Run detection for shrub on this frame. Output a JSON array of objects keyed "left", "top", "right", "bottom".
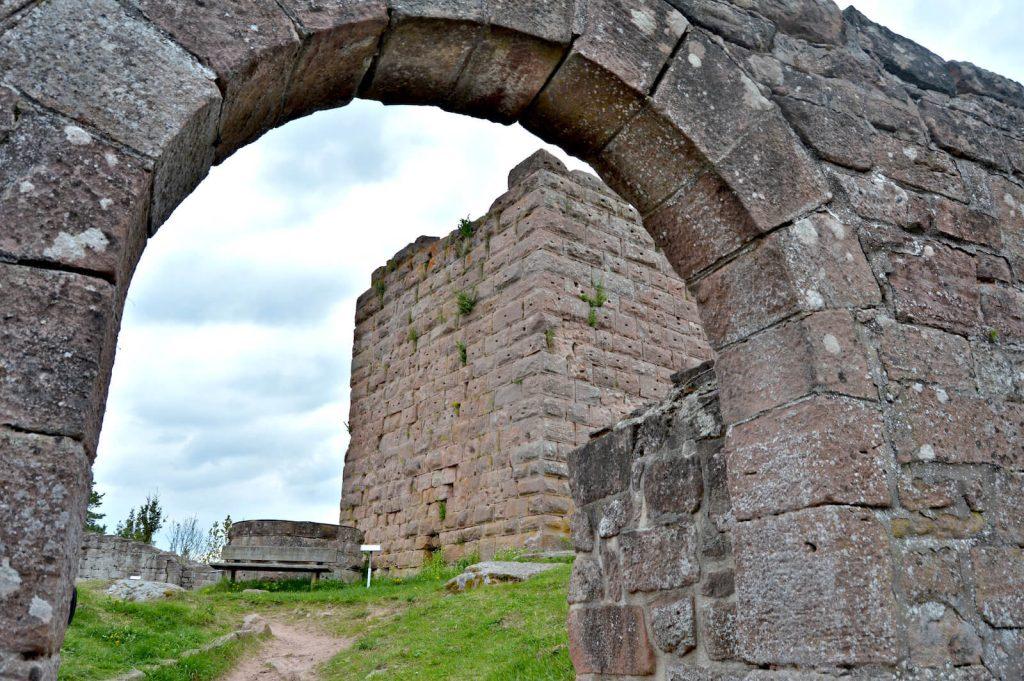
[
  {"left": 458, "top": 217, "right": 475, "bottom": 240},
  {"left": 580, "top": 281, "right": 608, "bottom": 328},
  {"left": 456, "top": 340, "right": 468, "bottom": 366},
  {"left": 408, "top": 327, "right": 420, "bottom": 350},
  {"left": 544, "top": 328, "right": 555, "bottom": 352},
  {"left": 456, "top": 289, "right": 478, "bottom": 316}
]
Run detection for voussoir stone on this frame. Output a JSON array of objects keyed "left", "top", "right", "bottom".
[
  {"left": 524, "top": 0, "right": 687, "bottom": 157},
  {"left": 734, "top": 506, "right": 900, "bottom": 666},
  {"left": 0, "top": 93, "right": 150, "bottom": 285},
  {"left": 0, "top": 264, "right": 117, "bottom": 444},
  {"left": 0, "top": 0, "right": 222, "bottom": 229},
  {"left": 123, "top": 0, "right": 302, "bottom": 161},
  {"left": 276, "top": 0, "right": 388, "bottom": 121}
]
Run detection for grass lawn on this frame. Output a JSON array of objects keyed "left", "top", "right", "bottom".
[{"left": 60, "top": 559, "right": 574, "bottom": 681}]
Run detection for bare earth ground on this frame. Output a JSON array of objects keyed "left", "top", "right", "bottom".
[{"left": 221, "top": 619, "right": 352, "bottom": 681}]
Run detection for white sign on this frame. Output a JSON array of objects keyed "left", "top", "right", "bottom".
[{"left": 361, "top": 544, "right": 382, "bottom": 552}]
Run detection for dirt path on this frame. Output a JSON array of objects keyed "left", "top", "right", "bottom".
[{"left": 221, "top": 618, "right": 352, "bottom": 681}]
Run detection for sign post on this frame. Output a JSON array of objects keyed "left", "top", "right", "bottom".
[{"left": 361, "top": 544, "right": 381, "bottom": 588}]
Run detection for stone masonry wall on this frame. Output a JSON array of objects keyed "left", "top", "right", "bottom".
[
  {"left": 76, "top": 534, "right": 220, "bottom": 590},
  {"left": 223, "top": 520, "right": 364, "bottom": 582},
  {"left": 341, "top": 151, "right": 712, "bottom": 570}
]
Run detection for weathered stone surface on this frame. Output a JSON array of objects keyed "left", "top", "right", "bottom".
[
  {"left": 888, "top": 388, "right": 1023, "bottom": 470},
  {"left": 274, "top": 1, "right": 389, "bottom": 121},
  {"left": 445, "top": 561, "right": 559, "bottom": 592},
  {"left": 0, "top": 429, "right": 89, "bottom": 656},
  {"left": 0, "top": 96, "right": 150, "bottom": 285},
  {"left": 568, "top": 605, "right": 655, "bottom": 675},
  {"left": 0, "top": 0, "right": 222, "bottom": 228},
  {"left": 645, "top": 170, "right": 761, "bottom": 279},
  {"left": 524, "top": 0, "right": 687, "bottom": 157},
  {"left": 972, "top": 546, "right": 1024, "bottom": 628},
  {"left": 0, "top": 265, "right": 116, "bottom": 442},
  {"left": 717, "top": 310, "right": 876, "bottom": 423},
  {"left": 727, "top": 396, "right": 891, "bottom": 520},
  {"left": 570, "top": 428, "right": 635, "bottom": 507},
  {"left": 105, "top": 579, "right": 186, "bottom": 603},
  {"left": 716, "top": 110, "right": 831, "bottom": 230},
  {"left": 642, "top": 448, "right": 703, "bottom": 519},
  {"left": 666, "top": 0, "right": 776, "bottom": 51},
  {"left": 746, "top": 0, "right": 844, "bottom": 45},
  {"left": 845, "top": 7, "right": 955, "bottom": 95},
  {"left": 124, "top": 0, "right": 300, "bottom": 160},
  {"left": 650, "top": 596, "right": 696, "bottom": 654},
  {"left": 899, "top": 547, "right": 965, "bottom": 606},
  {"left": 619, "top": 525, "right": 698, "bottom": 592},
  {"left": 568, "top": 555, "right": 603, "bottom": 604},
  {"left": 908, "top": 603, "right": 983, "bottom": 668},
  {"left": 948, "top": 60, "right": 1024, "bottom": 109},
  {"left": 777, "top": 95, "right": 875, "bottom": 171},
  {"left": 981, "top": 284, "right": 1024, "bottom": 343},
  {"left": 701, "top": 599, "right": 738, "bottom": 661},
  {"left": 696, "top": 212, "right": 879, "bottom": 347},
  {"left": 597, "top": 106, "right": 709, "bottom": 216},
  {"left": 875, "top": 318, "right": 974, "bottom": 390},
  {"left": 734, "top": 506, "right": 899, "bottom": 666}
]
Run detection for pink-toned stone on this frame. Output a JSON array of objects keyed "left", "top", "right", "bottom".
[
  {"left": 568, "top": 605, "right": 656, "bottom": 675},
  {"left": 726, "top": 396, "right": 891, "bottom": 520},
  {"left": 972, "top": 546, "right": 1024, "bottom": 628},
  {"left": 734, "top": 506, "right": 900, "bottom": 666}
]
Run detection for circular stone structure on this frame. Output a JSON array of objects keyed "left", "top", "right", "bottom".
[{"left": 0, "top": 0, "right": 1021, "bottom": 678}]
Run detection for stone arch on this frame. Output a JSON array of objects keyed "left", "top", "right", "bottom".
[{"left": 1, "top": 0, "right": 1022, "bottom": 678}]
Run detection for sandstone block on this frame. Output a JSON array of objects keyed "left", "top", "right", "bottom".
[
  {"left": 717, "top": 309, "right": 876, "bottom": 424},
  {"left": 0, "top": 265, "right": 116, "bottom": 443},
  {"left": 650, "top": 596, "right": 696, "bottom": 654},
  {"left": 524, "top": 0, "right": 687, "bottom": 157},
  {"left": 0, "top": 429, "right": 89, "bottom": 656},
  {"left": 124, "top": 0, "right": 301, "bottom": 159},
  {"left": 701, "top": 599, "right": 738, "bottom": 661},
  {"left": 696, "top": 213, "right": 879, "bottom": 347},
  {"left": 845, "top": 7, "right": 954, "bottom": 95},
  {"left": 734, "top": 506, "right": 899, "bottom": 666},
  {"left": 619, "top": 525, "right": 699, "bottom": 592},
  {"left": 278, "top": 0, "right": 388, "bottom": 121},
  {"left": 568, "top": 555, "right": 603, "bottom": 604},
  {"left": 884, "top": 239, "right": 980, "bottom": 338},
  {"left": 972, "top": 546, "right": 1024, "bottom": 628},
  {"left": 642, "top": 448, "right": 703, "bottom": 519},
  {"left": 645, "top": 171, "right": 761, "bottom": 279},
  {"left": 568, "top": 605, "right": 656, "bottom": 675},
  {"left": 876, "top": 320, "right": 974, "bottom": 390},
  {"left": 666, "top": 0, "right": 776, "bottom": 51},
  {"left": 0, "top": 0, "right": 222, "bottom": 228},
  {"left": 0, "top": 96, "right": 150, "bottom": 285},
  {"left": 568, "top": 427, "right": 634, "bottom": 506},
  {"left": 777, "top": 95, "right": 875, "bottom": 172},
  {"left": 727, "top": 396, "right": 891, "bottom": 520}
]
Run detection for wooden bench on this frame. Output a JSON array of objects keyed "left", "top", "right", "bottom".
[{"left": 210, "top": 546, "right": 342, "bottom": 586}]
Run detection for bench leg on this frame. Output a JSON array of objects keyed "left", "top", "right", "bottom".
[
  {"left": 311, "top": 572, "right": 320, "bottom": 588},
  {"left": 230, "top": 570, "right": 236, "bottom": 584}
]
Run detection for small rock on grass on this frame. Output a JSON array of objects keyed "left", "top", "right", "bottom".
[{"left": 445, "top": 561, "right": 559, "bottom": 593}]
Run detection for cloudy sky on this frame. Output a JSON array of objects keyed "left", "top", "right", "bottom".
[{"left": 92, "top": 2, "right": 1024, "bottom": 547}]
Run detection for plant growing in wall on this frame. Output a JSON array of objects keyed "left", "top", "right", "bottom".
[
  {"left": 373, "top": 279, "right": 386, "bottom": 304},
  {"left": 456, "top": 289, "right": 478, "bottom": 316},
  {"left": 458, "top": 217, "right": 475, "bottom": 240},
  {"left": 452, "top": 402, "right": 461, "bottom": 416},
  {"left": 456, "top": 340, "right": 468, "bottom": 366},
  {"left": 544, "top": 328, "right": 555, "bottom": 352},
  {"left": 438, "top": 501, "right": 447, "bottom": 522},
  {"left": 408, "top": 326, "right": 421, "bottom": 351},
  {"left": 580, "top": 281, "right": 608, "bottom": 328}
]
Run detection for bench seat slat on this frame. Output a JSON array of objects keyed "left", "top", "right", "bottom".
[{"left": 209, "top": 562, "right": 332, "bottom": 573}]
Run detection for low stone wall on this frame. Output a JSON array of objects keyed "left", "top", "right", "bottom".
[
  {"left": 224, "top": 520, "right": 364, "bottom": 583},
  {"left": 76, "top": 534, "right": 221, "bottom": 590}
]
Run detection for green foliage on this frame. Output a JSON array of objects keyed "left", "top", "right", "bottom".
[
  {"left": 988, "top": 328, "right": 1000, "bottom": 343},
  {"left": 458, "top": 217, "right": 475, "bottom": 240},
  {"left": 452, "top": 402, "right": 461, "bottom": 417},
  {"left": 373, "top": 279, "right": 386, "bottom": 303},
  {"left": 455, "top": 550, "right": 482, "bottom": 572},
  {"left": 456, "top": 340, "right": 468, "bottom": 366},
  {"left": 202, "top": 515, "right": 233, "bottom": 563},
  {"left": 544, "top": 328, "right": 555, "bottom": 352},
  {"left": 387, "top": 258, "right": 398, "bottom": 273},
  {"left": 408, "top": 327, "right": 421, "bottom": 350},
  {"left": 456, "top": 289, "right": 478, "bottom": 316},
  {"left": 116, "top": 493, "right": 164, "bottom": 545},
  {"left": 438, "top": 501, "right": 447, "bottom": 522},
  {"left": 86, "top": 482, "right": 106, "bottom": 534},
  {"left": 580, "top": 281, "right": 608, "bottom": 328},
  {"left": 513, "top": 377, "right": 523, "bottom": 386}
]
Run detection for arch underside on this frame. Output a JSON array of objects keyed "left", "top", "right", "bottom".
[{"left": 0, "top": 0, "right": 1022, "bottom": 678}]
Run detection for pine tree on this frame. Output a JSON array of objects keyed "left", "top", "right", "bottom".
[
  {"left": 85, "top": 482, "right": 107, "bottom": 534},
  {"left": 115, "top": 493, "right": 165, "bottom": 545}
]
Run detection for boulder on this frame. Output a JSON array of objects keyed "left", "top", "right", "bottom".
[
  {"left": 445, "top": 562, "right": 559, "bottom": 592},
  {"left": 105, "top": 579, "right": 185, "bottom": 602}
]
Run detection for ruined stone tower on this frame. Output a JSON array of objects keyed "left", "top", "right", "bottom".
[{"left": 340, "top": 151, "right": 711, "bottom": 570}]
